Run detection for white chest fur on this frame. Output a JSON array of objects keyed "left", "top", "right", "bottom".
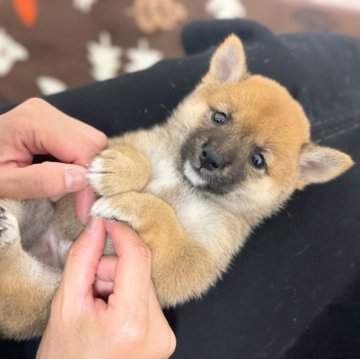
[{"left": 144, "top": 150, "right": 235, "bottom": 251}]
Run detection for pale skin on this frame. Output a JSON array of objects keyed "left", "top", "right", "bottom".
[
  {"left": 0, "top": 98, "right": 176, "bottom": 358},
  {"left": 0, "top": 97, "right": 107, "bottom": 221}
]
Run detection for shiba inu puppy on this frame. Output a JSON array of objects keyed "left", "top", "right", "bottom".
[{"left": 0, "top": 35, "right": 353, "bottom": 340}]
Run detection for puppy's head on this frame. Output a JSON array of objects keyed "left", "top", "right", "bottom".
[{"left": 173, "top": 35, "right": 353, "bottom": 220}]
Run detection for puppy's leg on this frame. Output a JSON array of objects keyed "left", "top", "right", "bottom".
[
  {"left": 88, "top": 146, "right": 150, "bottom": 196},
  {"left": 0, "top": 202, "right": 60, "bottom": 340},
  {"left": 92, "top": 192, "right": 219, "bottom": 307}
]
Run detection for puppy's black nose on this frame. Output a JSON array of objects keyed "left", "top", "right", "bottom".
[{"left": 200, "top": 144, "right": 224, "bottom": 171}]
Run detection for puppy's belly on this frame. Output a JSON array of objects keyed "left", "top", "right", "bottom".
[{"left": 28, "top": 225, "right": 71, "bottom": 269}]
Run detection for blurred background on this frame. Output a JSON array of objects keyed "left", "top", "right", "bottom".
[{"left": 0, "top": 0, "right": 360, "bottom": 105}]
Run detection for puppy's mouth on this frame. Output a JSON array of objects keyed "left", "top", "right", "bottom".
[
  {"left": 181, "top": 154, "right": 230, "bottom": 195},
  {"left": 183, "top": 159, "right": 213, "bottom": 187}
]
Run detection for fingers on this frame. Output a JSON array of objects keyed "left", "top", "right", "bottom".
[
  {"left": 96, "top": 255, "right": 117, "bottom": 282},
  {"left": 75, "top": 186, "right": 96, "bottom": 223},
  {"left": 93, "top": 279, "right": 114, "bottom": 300},
  {"left": 0, "top": 162, "right": 88, "bottom": 199},
  {"left": 10, "top": 98, "right": 108, "bottom": 166},
  {"left": 147, "top": 284, "right": 177, "bottom": 358},
  {"left": 0, "top": 99, "right": 106, "bottom": 200},
  {"left": 60, "top": 218, "right": 105, "bottom": 308},
  {"left": 104, "top": 221, "right": 152, "bottom": 313},
  {"left": 93, "top": 256, "right": 117, "bottom": 299}
]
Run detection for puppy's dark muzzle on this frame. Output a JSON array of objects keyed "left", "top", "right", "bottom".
[
  {"left": 181, "top": 127, "right": 243, "bottom": 194},
  {"left": 199, "top": 143, "right": 224, "bottom": 171}
]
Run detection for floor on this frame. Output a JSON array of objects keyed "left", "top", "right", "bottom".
[{"left": 0, "top": 0, "right": 359, "bottom": 104}]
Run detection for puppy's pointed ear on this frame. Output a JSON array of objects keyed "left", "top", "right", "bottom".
[
  {"left": 297, "top": 143, "right": 354, "bottom": 189},
  {"left": 203, "top": 34, "right": 247, "bottom": 84}
]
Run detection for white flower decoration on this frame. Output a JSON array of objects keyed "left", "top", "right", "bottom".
[
  {"left": 36, "top": 76, "right": 67, "bottom": 95},
  {"left": 124, "top": 38, "right": 163, "bottom": 73},
  {"left": 0, "top": 28, "right": 28, "bottom": 77},
  {"left": 206, "top": 0, "right": 247, "bottom": 19},
  {"left": 73, "top": 0, "right": 98, "bottom": 13},
  {"left": 87, "top": 32, "right": 123, "bottom": 81}
]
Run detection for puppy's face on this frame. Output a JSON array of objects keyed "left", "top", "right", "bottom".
[{"left": 174, "top": 35, "right": 353, "bottom": 219}]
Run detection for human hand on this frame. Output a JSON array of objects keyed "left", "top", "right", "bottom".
[
  {"left": 37, "top": 218, "right": 176, "bottom": 359},
  {"left": 0, "top": 98, "right": 107, "bottom": 221}
]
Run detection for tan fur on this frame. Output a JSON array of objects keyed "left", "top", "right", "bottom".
[
  {"left": 87, "top": 145, "right": 151, "bottom": 195},
  {"left": 0, "top": 35, "right": 354, "bottom": 339},
  {"left": 0, "top": 200, "right": 60, "bottom": 339}
]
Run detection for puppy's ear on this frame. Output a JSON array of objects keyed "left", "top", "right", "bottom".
[
  {"left": 203, "top": 34, "right": 247, "bottom": 84},
  {"left": 297, "top": 143, "right": 354, "bottom": 189}
]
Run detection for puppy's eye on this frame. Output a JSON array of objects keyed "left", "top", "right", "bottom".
[
  {"left": 250, "top": 153, "right": 266, "bottom": 169},
  {"left": 212, "top": 111, "right": 228, "bottom": 125}
]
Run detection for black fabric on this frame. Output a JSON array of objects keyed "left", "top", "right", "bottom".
[
  {"left": 1, "top": 19, "right": 359, "bottom": 358},
  {"left": 285, "top": 270, "right": 360, "bottom": 359}
]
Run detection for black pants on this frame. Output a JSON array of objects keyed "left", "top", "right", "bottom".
[{"left": 1, "top": 20, "right": 360, "bottom": 359}]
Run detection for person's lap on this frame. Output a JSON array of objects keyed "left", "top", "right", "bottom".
[{"left": 1, "top": 20, "right": 359, "bottom": 358}]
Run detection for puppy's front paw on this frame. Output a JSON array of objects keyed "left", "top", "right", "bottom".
[
  {"left": 0, "top": 206, "right": 20, "bottom": 249},
  {"left": 91, "top": 197, "right": 130, "bottom": 223},
  {"left": 91, "top": 192, "right": 169, "bottom": 237},
  {"left": 87, "top": 149, "right": 123, "bottom": 197},
  {"left": 87, "top": 147, "right": 150, "bottom": 197}
]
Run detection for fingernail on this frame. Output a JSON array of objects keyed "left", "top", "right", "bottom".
[
  {"left": 65, "top": 166, "right": 88, "bottom": 192},
  {"left": 86, "top": 217, "right": 98, "bottom": 234},
  {"left": 49, "top": 194, "right": 63, "bottom": 202}
]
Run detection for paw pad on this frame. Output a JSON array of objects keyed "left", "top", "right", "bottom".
[
  {"left": 0, "top": 207, "right": 7, "bottom": 235},
  {"left": 0, "top": 225, "right": 7, "bottom": 236},
  {"left": 0, "top": 206, "right": 5, "bottom": 219},
  {"left": 0, "top": 206, "right": 19, "bottom": 248}
]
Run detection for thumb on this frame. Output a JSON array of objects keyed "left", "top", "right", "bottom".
[
  {"left": 0, "top": 162, "right": 88, "bottom": 199},
  {"left": 60, "top": 217, "right": 106, "bottom": 309}
]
